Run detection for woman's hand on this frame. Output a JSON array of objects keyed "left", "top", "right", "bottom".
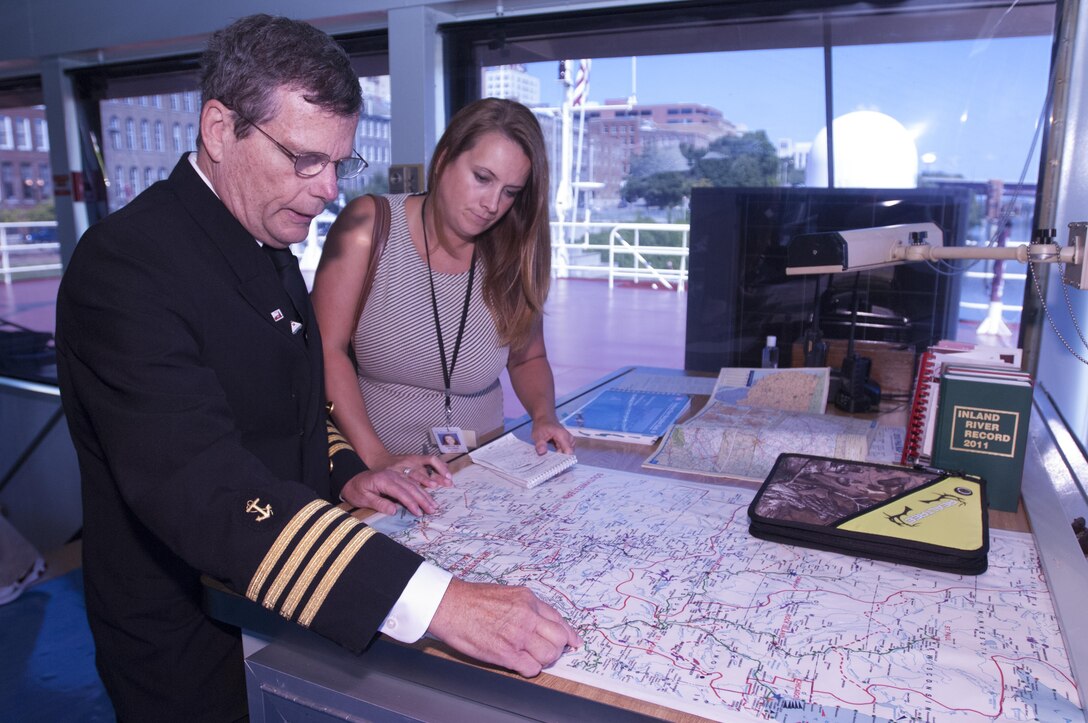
[
  {"left": 380, "top": 453, "right": 453, "bottom": 489},
  {"left": 530, "top": 417, "right": 576, "bottom": 455}
]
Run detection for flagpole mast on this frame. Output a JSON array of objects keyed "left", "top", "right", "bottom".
[
  {"left": 553, "top": 59, "right": 577, "bottom": 257},
  {"left": 572, "top": 60, "right": 591, "bottom": 244}
]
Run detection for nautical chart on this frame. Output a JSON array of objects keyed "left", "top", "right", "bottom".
[
  {"left": 644, "top": 401, "right": 875, "bottom": 481},
  {"left": 711, "top": 366, "right": 831, "bottom": 415},
  {"left": 642, "top": 367, "right": 876, "bottom": 481},
  {"left": 374, "top": 464, "right": 1081, "bottom": 722}
]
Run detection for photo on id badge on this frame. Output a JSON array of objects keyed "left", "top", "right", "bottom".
[{"left": 434, "top": 426, "right": 469, "bottom": 454}]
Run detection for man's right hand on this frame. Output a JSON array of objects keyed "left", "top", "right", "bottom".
[{"left": 426, "top": 578, "right": 582, "bottom": 677}]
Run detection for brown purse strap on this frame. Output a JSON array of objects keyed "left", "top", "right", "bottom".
[
  {"left": 352, "top": 193, "right": 391, "bottom": 330},
  {"left": 347, "top": 194, "right": 390, "bottom": 371}
]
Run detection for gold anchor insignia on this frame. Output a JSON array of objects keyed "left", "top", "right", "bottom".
[{"left": 246, "top": 498, "right": 274, "bottom": 522}]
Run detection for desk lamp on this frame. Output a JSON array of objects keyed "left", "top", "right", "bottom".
[
  {"left": 786, "top": 221, "right": 1088, "bottom": 409},
  {"left": 786, "top": 222, "right": 1086, "bottom": 281}
]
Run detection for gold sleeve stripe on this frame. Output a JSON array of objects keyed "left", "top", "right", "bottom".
[
  {"left": 247, "top": 499, "right": 328, "bottom": 602},
  {"left": 326, "top": 420, "right": 346, "bottom": 438},
  {"left": 261, "top": 507, "right": 344, "bottom": 611},
  {"left": 328, "top": 441, "right": 352, "bottom": 457},
  {"left": 279, "top": 516, "right": 360, "bottom": 619},
  {"left": 298, "top": 526, "right": 378, "bottom": 628}
]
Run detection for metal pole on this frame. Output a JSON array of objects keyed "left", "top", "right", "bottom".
[{"left": 1022, "top": 0, "right": 1079, "bottom": 379}]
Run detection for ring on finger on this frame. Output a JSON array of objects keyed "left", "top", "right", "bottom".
[{"left": 401, "top": 467, "right": 412, "bottom": 475}]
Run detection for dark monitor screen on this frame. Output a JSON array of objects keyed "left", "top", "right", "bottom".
[{"left": 685, "top": 186, "right": 970, "bottom": 372}]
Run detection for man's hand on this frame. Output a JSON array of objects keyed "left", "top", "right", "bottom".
[
  {"left": 427, "top": 578, "right": 582, "bottom": 677},
  {"left": 341, "top": 467, "right": 443, "bottom": 516}
]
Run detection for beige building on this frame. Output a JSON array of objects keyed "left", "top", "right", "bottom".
[{"left": 578, "top": 100, "right": 738, "bottom": 203}]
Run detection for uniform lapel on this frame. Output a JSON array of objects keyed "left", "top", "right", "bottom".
[
  {"left": 167, "top": 156, "right": 305, "bottom": 344},
  {"left": 165, "top": 155, "right": 324, "bottom": 462}
]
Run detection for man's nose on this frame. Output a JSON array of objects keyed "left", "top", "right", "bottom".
[{"left": 312, "top": 163, "right": 339, "bottom": 202}]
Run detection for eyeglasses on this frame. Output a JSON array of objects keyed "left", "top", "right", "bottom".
[{"left": 235, "top": 112, "right": 368, "bottom": 180}]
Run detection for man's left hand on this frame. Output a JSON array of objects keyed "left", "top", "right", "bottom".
[{"left": 341, "top": 468, "right": 442, "bottom": 516}]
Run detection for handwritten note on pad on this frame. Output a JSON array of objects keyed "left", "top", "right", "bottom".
[{"left": 469, "top": 433, "right": 577, "bottom": 488}]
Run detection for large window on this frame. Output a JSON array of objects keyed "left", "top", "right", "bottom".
[
  {"left": 95, "top": 77, "right": 392, "bottom": 220},
  {"left": 0, "top": 103, "right": 54, "bottom": 214},
  {"left": 450, "top": 0, "right": 1054, "bottom": 367},
  {"left": 14, "top": 117, "right": 31, "bottom": 150},
  {"left": 76, "top": 32, "right": 391, "bottom": 222},
  {"left": 98, "top": 95, "right": 201, "bottom": 210},
  {"left": 19, "top": 162, "right": 34, "bottom": 200},
  {"left": 0, "top": 161, "right": 13, "bottom": 199},
  {"left": 0, "top": 83, "right": 58, "bottom": 382},
  {"left": 108, "top": 116, "right": 120, "bottom": 150},
  {"left": 34, "top": 118, "right": 47, "bottom": 151},
  {"left": 66, "top": 30, "right": 391, "bottom": 294}
]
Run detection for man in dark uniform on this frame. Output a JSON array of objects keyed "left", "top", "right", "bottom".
[{"left": 56, "top": 14, "right": 579, "bottom": 722}]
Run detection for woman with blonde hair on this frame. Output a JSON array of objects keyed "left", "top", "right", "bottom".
[{"left": 312, "top": 98, "right": 573, "bottom": 506}]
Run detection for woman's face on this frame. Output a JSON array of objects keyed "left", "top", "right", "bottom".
[{"left": 435, "top": 130, "right": 530, "bottom": 243}]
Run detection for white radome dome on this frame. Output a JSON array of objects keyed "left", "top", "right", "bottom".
[{"left": 806, "top": 110, "right": 918, "bottom": 188}]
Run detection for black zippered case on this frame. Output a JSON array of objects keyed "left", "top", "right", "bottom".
[{"left": 748, "top": 453, "right": 989, "bottom": 575}]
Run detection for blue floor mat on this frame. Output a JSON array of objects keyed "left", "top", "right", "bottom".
[{"left": 0, "top": 568, "right": 115, "bottom": 722}]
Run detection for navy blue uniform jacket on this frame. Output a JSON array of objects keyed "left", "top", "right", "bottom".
[{"left": 57, "top": 156, "right": 424, "bottom": 722}]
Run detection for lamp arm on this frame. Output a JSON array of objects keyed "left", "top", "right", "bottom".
[{"left": 892, "top": 242, "right": 1078, "bottom": 265}]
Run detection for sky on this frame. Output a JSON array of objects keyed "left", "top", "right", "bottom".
[{"left": 521, "top": 34, "right": 1052, "bottom": 184}]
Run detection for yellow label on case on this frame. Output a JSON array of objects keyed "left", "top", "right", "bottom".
[{"left": 836, "top": 476, "right": 984, "bottom": 551}]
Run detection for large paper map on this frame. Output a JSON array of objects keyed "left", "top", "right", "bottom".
[
  {"left": 643, "top": 367, "right": 876, "bottom": 481},
  {"left": 645, "top": 401, "right": 876, "bottom": 481},
  {"left": 374, "top": 464, "right": 1082, "bottom": 722},
  {"left": 711, "top": 367, "right": 831, "bottom": 415}
]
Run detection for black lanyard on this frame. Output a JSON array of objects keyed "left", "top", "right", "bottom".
[{"left": 421, "top": 195, "right": 477, "bottom": 424}]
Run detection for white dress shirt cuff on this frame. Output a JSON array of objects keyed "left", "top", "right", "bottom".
[{"left": 378, "top": 561, "right": 452, "bottom": 643}]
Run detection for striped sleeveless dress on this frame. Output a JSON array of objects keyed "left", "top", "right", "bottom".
[{"left": 352, "top": 194, "right": 509, "bottom": 454}]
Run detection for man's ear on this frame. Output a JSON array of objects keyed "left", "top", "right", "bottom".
[{"left": 200, "top": 100, "right": 233, "bottom": 163}]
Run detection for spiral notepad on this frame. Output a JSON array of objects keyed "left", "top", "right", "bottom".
[
  {"left": 469, "top": 433, "right": 578, "bottom": 489},
  {"left": 900, "top": 343, "right": 1023, "bottom": 466},
  {"left": 901, "top": 351, "right": 939, "bottom": 465}
]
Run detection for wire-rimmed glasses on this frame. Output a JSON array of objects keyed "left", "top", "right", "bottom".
[{"left": 234, "top": 110, "right": 368, "bottom": 180}]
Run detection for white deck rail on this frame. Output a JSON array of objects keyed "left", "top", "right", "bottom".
[
  {"left": 0, "top": 222, "right": 61, "bottom": 284},
  {"left": 551, "top": 220, "right": 690, "bottom": 291}
]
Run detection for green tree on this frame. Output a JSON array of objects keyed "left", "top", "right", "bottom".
[
  {"left": 622, "top": 171, "right": 690, "bottom": 209},
  {"left": 0, "top": 201, "right": 56, "bottom": 223},
  {"left": 785, "top": 159, "right": 806, "bottom": 186},
  {"left": 622, "top": 131, "right": 781, "bottom": 211},
  {"left": 679, "top": 142, "right": 707, "bottom": 169},
  {"left": 692, "top": 131, "right": 780, "bottom": 187}
]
